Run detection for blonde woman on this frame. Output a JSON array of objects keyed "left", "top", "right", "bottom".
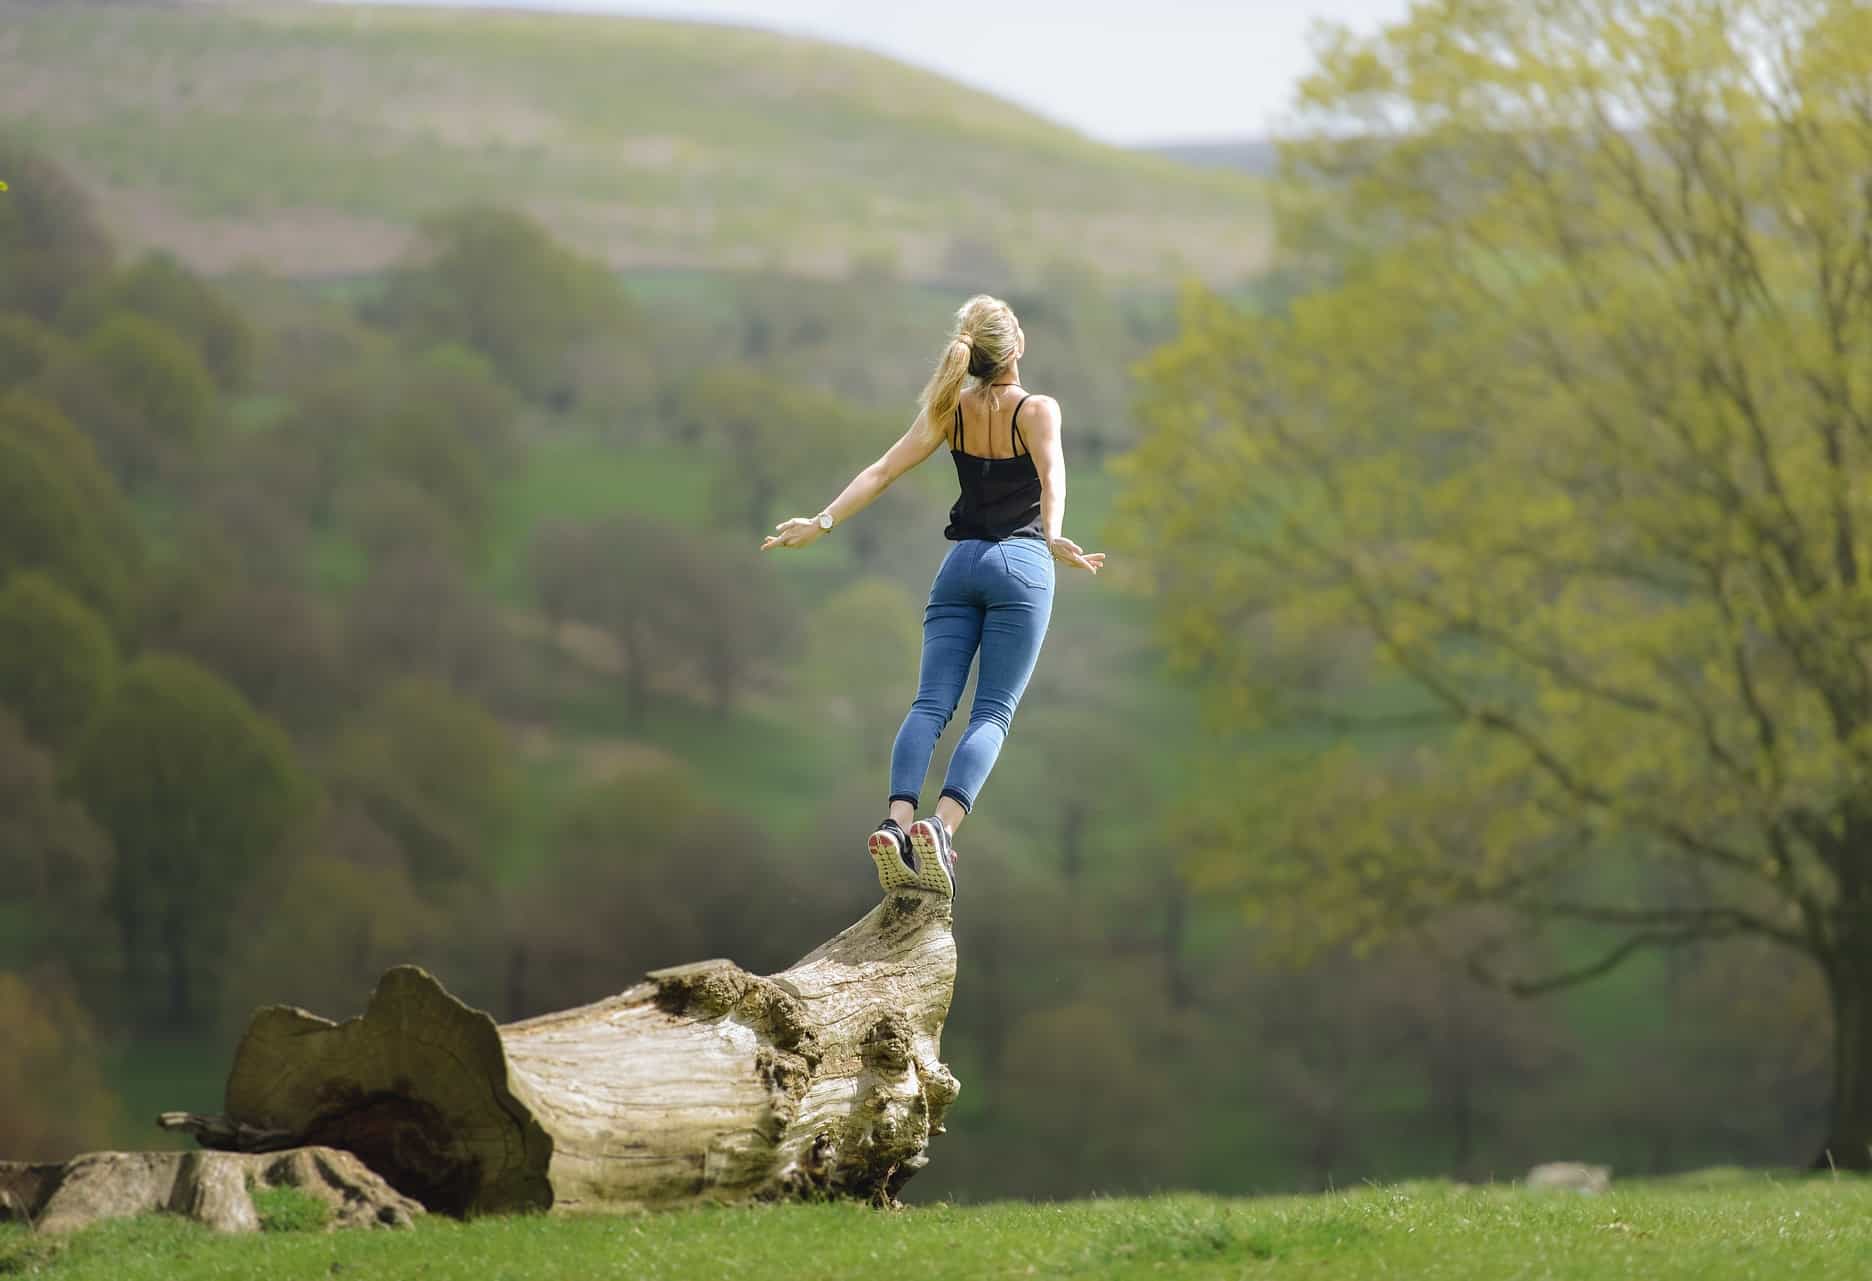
[{"left": 761, "top": 294, "right": 1103, "bottom": 897}]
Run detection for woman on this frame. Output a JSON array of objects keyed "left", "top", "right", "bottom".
[{"left": 760, "top": 294, "right": 1104, "bottom": 899}]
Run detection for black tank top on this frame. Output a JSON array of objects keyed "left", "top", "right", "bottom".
[{"left": 943, "top": 392, "right": 1045, "bottom": 542}]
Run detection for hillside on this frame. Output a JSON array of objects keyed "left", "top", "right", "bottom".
[{"left": 0, "top": 0, "right": 1270, "bottom": 282}]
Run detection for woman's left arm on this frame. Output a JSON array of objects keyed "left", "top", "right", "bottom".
[
  {"left": 761, "top": 408, "right": 946, "bottom": 551},
  {"left": 1019, "top": 396, "right": 1104, "bottom": 574}
]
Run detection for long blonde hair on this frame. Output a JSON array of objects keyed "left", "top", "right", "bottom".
[{"left": 919, "top": 294, "right": 1020, "bottom": 447}]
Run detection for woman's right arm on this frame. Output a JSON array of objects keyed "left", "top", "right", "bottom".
[
  {"left": 1019, "top": 397, "right": 1104, "bottom": 575},
  {"left": 761, "top": 408, "right": 946, "bottom": 551}
]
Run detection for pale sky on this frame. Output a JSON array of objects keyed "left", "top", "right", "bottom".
[{"left": 342, "top": 0, "right": 1416, "bottom": 144}]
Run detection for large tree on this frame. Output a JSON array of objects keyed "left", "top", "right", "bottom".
[
  {"left": 69, "top": 655, "right": 309, "bottom": 1033},
  {"left": 1115, "top": 0, "right": 1872, "bottom": 1164},
  {"left": 370, "top": 204, "right": 637, "bottom": 407}
]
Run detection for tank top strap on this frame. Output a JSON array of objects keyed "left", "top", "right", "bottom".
[
  {"left": 952, "top": 403, "right": 962, "bottom": 451},
  {"left": 1010, "top": 394, "right": 1034, "bottom": 457}
]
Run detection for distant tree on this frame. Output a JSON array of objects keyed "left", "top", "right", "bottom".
[
  {"left": 0, "top": 135, "right": 113, "bottom": 323},
  {"left": 38, "top": 312, "right": 218, "bottom": 489},
  {"left": 344, "top": 545, "right": 511, "bottom": 697},
  {"left": 670, "top": 365, "right": 868, "bottom": 536},
  {"left": 395, "top": 342, "right": 521, "bottom": 470},
  {"left": 502, "top": 764, "right": 781, "bottom": 1016},
  {"left": 0, "top": 968, "right": 121, "bottom": 1160},
  {"left": 668, "top": 531, "right": 800, "bottom": 713},
  {"left": 798, "top": 577, "right": 920, "bottom": 752},
  {"left": 371, "top": 204, "right": 638, "bottom": 406},
  {"left": 0, "top": 393, "right": 144, "bottom": 581},
  {"left": 219, "top": 826, "right": 444, "bottom": 1031},
  {"left": 0, "top": 431, "right": 133, "bottom": 627},
  {"left": 0, "top": 311, "right": 69, "bottom": 390},
  {"left": 140, "top": 560, "right": 348, "bottom": 739},
  {"left": 58, "top": 250, "right": 254, "bottom": 391},
  {"left": 0, "top": 712, "right": 119, "bottom": 1014},
  {"left": 528, "top": 515, "right": 798, "bottom": 719},
  {"left": 0, "top": 572, "right": 117, "bottom": 752},
  {"left": 263, "top": 370, "right": 395, "bottom": 526},
  {"left": 1114, "top": 0, "right": 1872, "bottom": 1166},
  {"left": 327, "top": 677, "right": 514, "bottom": 890},
  {"left": 70, "top": 654, "right": 309, "bottom": 1033},
  {"left": 368, "top": 400, "right": 496, "bottom": 562}
]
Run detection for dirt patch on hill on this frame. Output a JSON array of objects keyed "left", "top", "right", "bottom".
[{"left": 87, "top": 184, "right": 414, "bottom": 276}]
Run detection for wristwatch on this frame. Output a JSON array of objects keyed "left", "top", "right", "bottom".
[{"left": 815, "top": 511, "right": 835, "bottom": 531}]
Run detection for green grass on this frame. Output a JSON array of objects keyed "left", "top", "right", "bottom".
[
  {"left": 483, "top": 436, "right": 711, "bottom": 602},
  {"left": 5, "top": 1178, "right": 1869, "bottom": 1279},
  {"left": 3, "top": 1, "right": 1269, "bottom": 283}
]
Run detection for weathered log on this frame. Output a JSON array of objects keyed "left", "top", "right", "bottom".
[
  {"left": 165, "top": 888, "right": 958, "bottom": 1214},
  {"left": 0, "top": 1147, "right": 424, "bottom": 1234}
]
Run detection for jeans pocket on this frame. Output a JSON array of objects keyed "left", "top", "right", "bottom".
[{"left": 998, "top": 541, "right": 1053, "bottom": 591}]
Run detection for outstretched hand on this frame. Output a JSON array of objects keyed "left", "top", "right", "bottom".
[
  {"left": 760, "top": 517, "right": 826, "bottom": 552},
  {"left": 1049, "top": 535, "right": 1105, "bottom": 575}
]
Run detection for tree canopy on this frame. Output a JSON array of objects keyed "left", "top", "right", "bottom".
[
  {"left": 1113, "top": 0, "right": 1872, "bottom": 1163},
  {"left": 69, "top": 654, "right": 309, "bottom": 1032}
]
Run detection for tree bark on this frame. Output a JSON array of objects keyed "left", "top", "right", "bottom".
[
  {"left": 162, "top": 889, "right": 959, "bottom": 1214},
  {"left": 1819, "top": 946, "right": 1872, "bottom": 1171},
  {"left": 0, "top": 1147, "right": 423, "bottom": 1234}
]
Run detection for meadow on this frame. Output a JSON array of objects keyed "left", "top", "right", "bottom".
[{"left": 3, "top": 1175, "right": 1865, "bottom": 1280}]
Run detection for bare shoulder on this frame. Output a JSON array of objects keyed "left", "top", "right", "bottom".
[{"left": 1022, "top": 394, "right": 1063, "bottom": 428}]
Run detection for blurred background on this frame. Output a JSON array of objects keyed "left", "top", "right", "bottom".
[{"left": 1, "top": 0, "right": 1855, "bottom": 1199}]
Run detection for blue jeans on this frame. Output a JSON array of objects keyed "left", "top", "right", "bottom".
[{"left": 888, "top": 537, "right": 1055, "bottom": 814}]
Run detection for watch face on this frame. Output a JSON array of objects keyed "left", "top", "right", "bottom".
[{"left": 817, "top": 514, "right": 833, "bottom": 529}]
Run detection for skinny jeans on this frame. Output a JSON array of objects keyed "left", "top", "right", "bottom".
[{"left": 888, "top": 536, "right": 1055, "bottom": 814}]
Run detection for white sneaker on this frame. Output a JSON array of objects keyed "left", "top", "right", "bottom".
[
  {"left": 868, "top": 819, "right": 920, "bottom": 892},
  {"left": 907, "top": 818, "right": 958, "bottom": 897}
]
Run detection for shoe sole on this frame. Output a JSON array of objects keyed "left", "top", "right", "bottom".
[
  {"left": 869, "top": 829, "right": 921, "bottom": 892},
  {"left": 907, "top": 820, "right": 955, "bottom": 897}
]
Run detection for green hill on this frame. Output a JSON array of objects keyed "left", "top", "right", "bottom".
[{"left": 1, "top": 0, "right": 1270, "bottom": 283}]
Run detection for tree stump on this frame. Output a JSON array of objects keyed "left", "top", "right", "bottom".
[
  {"left": 162, "top": 888, "right": 959, "bottom": 1214},
  {"left": 0, "top": 1147, "right": 423, "bottom": 1234}
]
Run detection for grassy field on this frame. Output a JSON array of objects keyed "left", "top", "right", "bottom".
[
  {"left": 4, "top": 1176, "right": 1866, "bottom": 1279},
  {"left": 0, "top": 0, "right": 1269, "bottom": 282}
]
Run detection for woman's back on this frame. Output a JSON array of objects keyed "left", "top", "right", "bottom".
[{"left": 944, "top": 384, "right": 1045, "bottom": 542}]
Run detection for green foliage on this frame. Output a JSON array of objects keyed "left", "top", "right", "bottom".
[
  {"left": 0, "top": 310, "right": 69, "bottom": 390},
  {"left": 328, "top": 678, "right": 514, "bottom": 890},
  {"left": 1114, "top": 0, "right": 1872, "bottom": 1158},
  {"left": 369, "top": 400, "right": 495, "bottom": 561},
  {"left": 373, "top": 204, "right": 636, "bottom": 405},
  {"left": 797, "top": 577, "right": 921, "bottom": 750},
  {"left": 0, "top": 713, "right": 119, "bottom": 1012},
  {"left": 0, "top": 394, "right": 143, "bottom": 586},
  {"left": 0, "top": 133, "right": 113, "bottom": 322},
  {"left": 528, "top": 514, "right": 799, "bottom": 719},
  {"left": 69, "top": 654, "right": 309, "bottom": 1031},
  {"left": 670, "top": 365, "right": 873, "bottom": 536},
  {"left": 250, "top": 1184, "right": 332, "bottom": 1234},
  {"left": 1117, "top": 0, "right": 1872, "bottom": 963},
  {"left": 37, "top": 311, "right": 219, "bottom": 489},
  {"left": 58, "top": 250, "right": 255, "bottom": 391},
  {"left": 505, "top": 762, "right": 796, "bottom": 1011},
  {"left": 0, "top": 968, "right": 122, "bottom": 1161},
  {"left": 0, "top": 431, "right": 132, "bottom": 627},
  {"left": 0, "top": 571, "right": 117, "bottom": 752}
]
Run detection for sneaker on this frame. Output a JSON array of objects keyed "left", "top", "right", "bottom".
[
  {"left": 906, "top": 818, "right": 958, "bottom": 897},
  {"left": 868, "top": 818, "right": 920, "bottom": 892}
]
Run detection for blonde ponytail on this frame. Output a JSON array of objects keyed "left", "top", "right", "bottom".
[
  {"left": 918, "top": 294, "right": 1022, "bottom": 448},
  {"left": 920, "top": 336, "right": 973, "bottom": 447}
]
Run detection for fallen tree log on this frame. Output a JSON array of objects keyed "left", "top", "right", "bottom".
[
  {"left": 160, "top": 887, "right": 959, "bottom": 1215},
  {"left": 0, "top": 1147, "right": 423, "bottom": 1234}
]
